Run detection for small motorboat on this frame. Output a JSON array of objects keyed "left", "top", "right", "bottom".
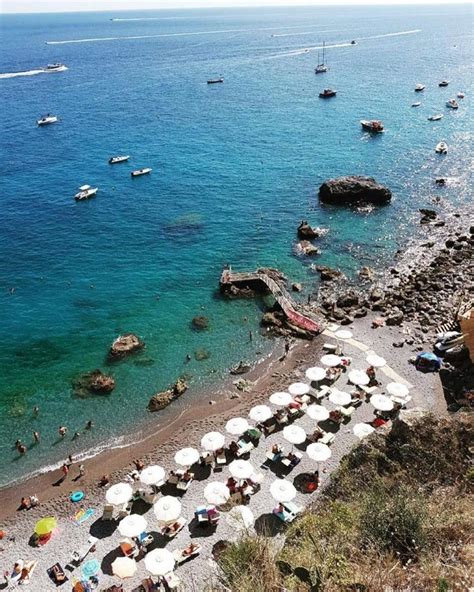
[
  {"left": 415, "top": 84, "right": 425, "bottom": 92},
  {"left": 457, "top": 92, "right": 465, "bottom": 99},
  {"left": 37, "top": 114, "right": 58, "bottom": 126},
  {"left": 319, "top": 88, "right": 337, "bottom": 98},
  {"left": 360, "top": 119, "right": 384, "bottom": 133},
  {"left": 45, "top": 63, "right": 66, "bottom": 71},
  {"left": 435, "top": 141, "right": 448, "bottom": 154},
  {"left": 411, "top": 102, "right": 421, "bottom": 107},
  {"left": 207, "top": 78, "right": 224, "bottom": 84},
  {"left": 131, "top": 168, "right": 152, "bottom": 177},
  {"left": 109, "top": 155, "right": 130, "bottom": 164},
  {"left": 74, "top": 185, "right": 98, "bottom": 201},
  {"left": 428, "top": 114, "right": 443, "bottom": 121},
  {"left": 438, "top": 80, "right": 449, "bottom": 87},
  {"left": 446, "top": 99, "right": 459, "bottom": 109},
  {"left": 351, "top": 40, "right": 357, "bottom": 45},
  {"left": 435, "top": 178, "right": 447, "bottom": 185}
]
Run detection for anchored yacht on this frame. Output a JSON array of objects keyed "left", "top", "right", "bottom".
[{"left": 74, "top": 185, "right": 98, "bottom": 201}]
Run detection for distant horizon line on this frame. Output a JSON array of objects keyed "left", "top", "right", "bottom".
[{"left": 1, "top": 1, "right": 471, "bottom": 16}]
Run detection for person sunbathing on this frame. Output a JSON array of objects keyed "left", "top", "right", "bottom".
[
  {"left": 228, "top": 441, "right": 239, "bottom": 456},
  {"left": 226, "top": 477, "right": 237, "bottom": 493},
  {"left": 271, "top": 444, "right": 282, "bottom": 454},
  {"left": 182, "top": 470, "right": 192, "bottom": 482},
  {"left": 163, "top": 521, "right": 180, "bottom": 535},
  {"left": 98, "top": 474, "right": 110, "bottom": 487},
  {"left": 134, "top": 459, "right": 145, "bottom": 471},
  {"left": 182, "top": 543, "right": 199, "bottom": 557},
  {"left": 287, "top": 452, "right": 300, "bottom": 467},
  {"left": 329, "top": 409, "right": 343, "bottom": 423},
  {"left": 19, "top": 497, "right": 30, "bottom": 510}
]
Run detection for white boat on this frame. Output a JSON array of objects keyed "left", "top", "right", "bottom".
[
  {"left": 37, "top": 115, "right": 58, "bottom": 126},
  {"left": 360, "top": 119, "right": 384, "bottom": 133},
  {"left": 415, "top": 84, "right": 425, "bottom": 92},
  {"left": 43, "top": 63, "right": 68, "bottom": 72},
  {"left": 131, "top": 168, "right": 152, "bottom": 177},
  {"left": 314, "top": 41, "right": 329, "bottom": 74},
  {"left": 411, "top": 102, "right": 421, "bottom": 107},
  {"left": 457, "top": 92, "right": 465, "bottom": 99},
  {"left": 74, "top": 185, "right": 98, "bottom": 201},
  {"left": 428, "top": 114, "right": 443, "bottom": 121},
  {"left": 446, "top": 99, "right": 459, "bottom": 109},
  {"left": 435, "top": 142, "right": 448, "bottom": 154},
  {"left": 109, "top": 155, "right": 130, "bottom": 164}
]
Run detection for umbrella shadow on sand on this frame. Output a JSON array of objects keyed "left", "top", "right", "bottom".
[
  {"left": 89, "top": 517, "right": 117, "bottom": 539},
  {"left": 254, "top": 513, "right": 286, "bottom": 537},
  {"left": 145, "top": 531, "right": 169, "bottom": 551},
  {"left": 131, "top": 498, "right": 151, "bottom": 516},
  {"left": 101, "top": 547, "right": 122, "bottom": 576},
  {"left": 188, "top": 518, "right": 217, "bottom": 539}
]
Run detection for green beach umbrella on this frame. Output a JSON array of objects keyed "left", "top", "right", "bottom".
[{"left": 34, "top": 516, "right": 57, "bottom": 536}]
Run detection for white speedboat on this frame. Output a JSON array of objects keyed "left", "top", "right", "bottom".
[
  {"left": 315, "top": 41, "right": 329, "bottom": 74},
  {"left": 428, "top": 114, "right": 443, "bottom": 121},
  {"left": 74, "top": 185, "right": 98, "bottom": 201},
  {"left": 457, "top": 92, "right": 465, "bottom": 99},
  {"left": 415, "top": 84, "right": 425, "bottom": 92},
  {"left": 131, "top": 168, "right": 152, "bottom": 177},
  {"left": 319, "top": 88, "right": 336, "bottom": 98},
  {"left": 207, "top": 78, "right": 224, "bottom": 84},
  {"left": 438, "top": 80, "right": 449, "bottom": 87},
  {"left": 411, "top": 102, "right": 421, "bottom": 107},
  {"left": 37, "top": 114, "right": 58, "bottom": 126},
  {"left": 43, "top": 63, "right": 68, "bottom": 72},
  {"left": 360, "top": 119, "right": 384, "bottom": 133},
  {"left": 435, "top": 142, "right": 448, "bottom": 154},
  {"left": 446, "top": 99, "right": 459, "bottom": 109},
  {"left": 109, "top": 155, "right": 130, "bottom": 164}
]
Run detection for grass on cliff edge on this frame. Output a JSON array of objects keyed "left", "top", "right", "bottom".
[{"left": 213, "top": 412, "right": 473, "bottom": 592}]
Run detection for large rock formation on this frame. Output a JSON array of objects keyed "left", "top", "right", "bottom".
[
  {"left": 148, "top": 378, "right": 188, "bottom": 412},
  {"left": 319, "top": 176, "right": 392, "bottom": 205},
  {"left": 73, "top": 369, "right": 116, "bottom": 397},
  {"left": 109, "top": 333, "right": 144, "bottom": 359}
]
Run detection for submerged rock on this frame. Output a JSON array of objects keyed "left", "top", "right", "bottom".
[
  {"left": 194, "top": 348, "right": 211, "bottom": 361},
  {"left": 314, "top": 265, "right": 344, "bottom": 282},
  {"left": 191, "top": 316, "right": 209, "bottom": 331},
  {"left": 230, "top": 361, "right": 251, "bottom": 375},
  {"left": 109, "top": 333, "right": 144, "bottom": 359},
  {"left": 295, "top": 241, "right": 320, "bottom": 257},
  {"left": 319, "top": 176, "right": 392, "bottom": 205},
  {"left": 73, "top": 369, "right": 116, "bottom": 396},
  {"left": 148, "top": 378, "right": 188, "bottom": 412}
]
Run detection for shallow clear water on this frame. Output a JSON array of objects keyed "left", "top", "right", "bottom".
[{"left": 0, "top": 4, "right": 472, "bottom": 486}]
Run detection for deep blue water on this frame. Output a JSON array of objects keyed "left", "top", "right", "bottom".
[{"left": 0, "top": 4, "right": 472, "bottom": 486}]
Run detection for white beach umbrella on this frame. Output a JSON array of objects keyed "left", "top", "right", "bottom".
[
  {"left": 226, "top": 505, "right": 255, "bottom": 531},
  {"left": 118, "top": 514, "right": 148, "bottom": 538},
  {"left": 386, "top": 382, "right": 410, "bottom": 398},
  {"left": 353, "top": 423, "right": 375, "bottom": 439},
  {"left": 204, "top": 482, "right": 230, "bottom": 505},
  {"left": 391, "top": 394, "right": 412, "bottom": 405},
  {"left": 201, "top": 431, "right": 226, "bottom": 452},
  {"left": 305, "top": 366, "right": 326, "bottom": 382},
  {"left": 371, "top": 394, "right": 394, "bottom": 412},
  {"left": 335, "top": 329, "right": 353, "bottom": 340},
  {"left": 249, "top": 405, "right": 273, "bottom": 423},
  {"left": 321, "top": 354, "right": 342, "bottom": 367},
  {"left": 270, "top": 479, "right": 297, "bottom": 503},
  {"left": 145, "top": 549, "right": 175, "bottom": 577},
  {"left": 348, "top": 369, "right": 370, "bottom": 386},
  {"left": 105, "top": 483, "right": 133, "bottom": 506},
  {"left": 306, "top": 442, "right": 332, "bottom": 462},
  {"left": 112, "top": 557, "right": 137, "bottom": 579},
  {"left": 225, "top": 417, "right": 249, "bottom": 436},
  {"left": 288, "top": 382, "right": 310, "bottom": 396},
  {"left": 283, "top": 425, "right": 307, "bottom": 445},
  {"left": 229, "top": 459, "right": 254, "bottom": 480},
  {"left": 153, "top": 496, "right": 182, "bottom": 524},
  {"left": 329, "top": 389, "right": 352, "bottom": 406},
  {"left": 366, "top": 354, "right": 387, "bottom": 368},
  {"left": 307, "top": 404, "right": 330, "bottom": 421},
  {"left": 269, "top": 391, "right": 293, "bottom": 406},
  {"left": 174, "top": 447, "right": 200, "bottom": 467},
  {"left": 140, "top": 465, "right": 166, "bottom": 486}
]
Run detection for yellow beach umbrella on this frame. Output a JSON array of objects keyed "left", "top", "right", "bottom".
[{"left": 34, "top": 516, "right": 57, "bottom": 536}]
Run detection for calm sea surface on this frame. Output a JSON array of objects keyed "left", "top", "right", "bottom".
[{"left": 0, "top": 4, "right": 472, "bottom": 486}]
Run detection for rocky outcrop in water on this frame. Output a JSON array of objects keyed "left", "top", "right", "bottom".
[
  {"left": 295, "top": 241, "right": 320, "bottom": 257},
  {"left": 148, "top": 378, "right": 188, "bottom": 412},
  {"left": 297, "top": 221, "right": 319, "bottom": 240},
  {"left": 109, "top": 333, "right": 144, "bottom": 359},
  {"left": 319, "top": 176, "right": 392, "bottom": 205},
  {"left": 73, "top": 369, "right": 116, "bottom": 397},
  {"left": 191, "top": 316, "right": 209, "bottom": 330}
]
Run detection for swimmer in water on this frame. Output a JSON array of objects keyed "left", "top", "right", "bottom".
[{"left": 59, "top": 426, "right": 67, "bottom": 438}]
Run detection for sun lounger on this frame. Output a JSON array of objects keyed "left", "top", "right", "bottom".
[
  {"left": 275, "top": 414, "right": 289, "bottom": 425},
  {"left": 281, "top": 451, "right": 303, "bottom": 468},
  {"left": 47, "top": 563, "right": 67, "bottom": 586},
  {"left": 119, "top": 538, "right": 139, "bottom": 558},
  {"left": 266, "top": 447, "right": 284, "bottom": 462},
  {"left": 101, "top": 504, "right": 114, "bottom": 521},
  {"left": 236, "top": 441, "right": 254, "bottom": 456},
  {"left": 273, "top": 507, "right": 294, "bottom": 523},
  {"left": 338, "top": 405, "right": 356, "bottom": 418},
  {"left": 163, "top": 571, "right": 181, "bottom": 590},
  {"left": 215, "top": 451, "right": 227, "bottom": 465},
  {"left": 323, "top": 343, "right": 338, "bottom": 352},
  {"left": 320, "top": 432, "right": 336, "bottom": 445},
  {"left": 160, "top": 516, "right": 186, "bottom": 538},
  {"left": 172, "top": 544, "right": 202, "bottom": 564},
  {"left": 283, "top": 501, "right": 303, "bottom": 516},
  {"left": 71, "top": 536, "right": 98, "bottom": 564},
  {"left": 319, "top": 385, "right": 331, "bottom": 397},
  {"left": 117, "top": 501, "right": 132, "bottom": 519}
]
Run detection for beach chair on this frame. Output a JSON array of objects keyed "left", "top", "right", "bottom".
[
  {"left": 176, "top": 477, "right": 193, "bottom": 491},
  {"left": 161, "top": 516, "right": 186, "bottom": 538},
  {"left": 236, "top": 441, "right": 254, "bottom": 457},
  {"left": 320, "top": 432, "right": 336, "bottom": 445},
  {"left": 71, "top": 536, "right": 98, "bottom": 564},
  {"left": 283, "top": 501, "right": 303, "bottom": 517},
  {"left": 101, "top": 504, "right": 115, "bottom": 521},
  {"left": 323, "top": 343, "right": 338, "bottom": 352},
  {"left": 273, "top": 506, "right": 294, "bottom": 523},
  {"left": 163, "top": 571, "right": 181, "bottom": 591},
  {"left": 172, "top": 544, "right": 202, "bottom": 565},
  {"left": 281, "top": 451, "right": 303, "bottom": 468},
  {"left": 167, "top": 472, "right": 179, "bottom": 485},
  {"left": 119, "top": 538, "right": 139, "bottom": 558},
  {"left": 338, "top": 405, "right": 356, "bottom": 419},
  {"left": 215, "top": 450, "right": 227, "bottom": 465},
  {"left": 117, "top": 502, "right": 132, "bottom": 520},
  {"left": 137, "top": 532, "right": 154, "bottom": 547}
]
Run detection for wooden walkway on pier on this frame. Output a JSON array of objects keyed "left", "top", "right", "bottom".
[{"left": 220, "top": 268, "right": 325, "bottom": 334}]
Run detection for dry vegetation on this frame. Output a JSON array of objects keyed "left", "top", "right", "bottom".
[{"left": 213, "top": 412, "right": 473, "bottom": 591}]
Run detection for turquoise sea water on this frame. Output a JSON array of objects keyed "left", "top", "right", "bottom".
[{"left": 0, "top": 4, "right": 472, "bottom": 486}]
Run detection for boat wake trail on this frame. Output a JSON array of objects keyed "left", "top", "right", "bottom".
[
  {"left": 361, "top": 29, "right": 422, "bottom": 40},
  {"left": 0, "top": 67, "right": 68, "bottom": 79},
  {"left": 45, "top": 25, "right": 317, "bottom": 45}
]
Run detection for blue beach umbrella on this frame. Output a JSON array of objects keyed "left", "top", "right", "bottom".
[{"left": 82, "top": 558, "right": 100, "bottom": 579}]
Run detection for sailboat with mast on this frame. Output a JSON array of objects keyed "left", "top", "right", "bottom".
[{"left": 315, "top": 41, "right": 329, "bottom": 74}]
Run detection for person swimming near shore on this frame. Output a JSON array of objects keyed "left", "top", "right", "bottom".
[
  {"left": 72, "top": 431, "right": 80, "bottom": 440},
  {"left": 58, "top": 426, "right": 67, "bottom": 438},
  {"left": 33, "top": 406, "right": 39, "bottom": 417},
  {"left": 85, "top": 420, "right": 94, "bottom": 430},
  {"left": 33, "top": 431, "right": 40, "bottom": 443}
]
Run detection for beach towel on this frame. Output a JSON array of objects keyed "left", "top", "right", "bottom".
[{"left": 73, "top": 508, "right": 95, "bottom": 525}]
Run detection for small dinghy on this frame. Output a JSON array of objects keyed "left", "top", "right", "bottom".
[
  {"left": 131, "top": 168, "right": 152, "bottom": 177},
  {"left": 37, "top": 114, "right": 58, "bottom": 126},
  {"left": 411, "top": 102, "right": 421, "bottom": 107},
  {"left": 74, "top": 185, "right": 98, "bottom": 201},
  {"left": 319, "top": 88, "right": 337, "bottom": 98},
  {"left": 360, "top": 119, "right": 384, "bottom": 133},
  {"left": 428, "top": 114, "right": 443, "bottom": 121},
  {"left": 109, "top": 155, "right": 130, "bottom": 164},
  {"left": 457, "top": 92, "right": 465, "bottom": 99},
  {"left": 446, "top": 99, "right": 459, "bottom": 109},
  {"left": 207, "top": 78, "right": 224, "bottom": 84},
  {"left": 438, "top": 80, "right": 449, "bottom": 87},
  {"left": 435, "top": 141, "right": 448, "bottom": 154},
  {"left": 415, "top": 84, "right": 425, "bottom": 92}
]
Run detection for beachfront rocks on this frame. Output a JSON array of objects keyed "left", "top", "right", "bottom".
[
  {"left": 318, "top": 176, "right": 392, "bottom": 205},
  {"left": 297, "top": 221, "right": 319, "bottom": 240},
  {"left": 315, "top": 266, "right": 344, "bottom": 282},
  {"left": 109, "top": 333, "right": 144, "bottom": 359},
  {"left": 148, "top": 378, "right": 188, "bottom": 412},
  {"left": 295, "top": 241, "right": 320, "bottom": 257},
  {"left": 419, "top": 209, "right": 438, "bottom": 224},
  {"left": 291, "top": 283, "right": 303, "bottom": 292},
  {"left": 73, "top": 369, "right": 115, "bottom": 397},
  {"left": 359, "top": 266, "right": 374, "bottom": 281},
  {"left": 230, "top": 361, "right": 251, "bottom": 375},
  {"left": 336, "top": 290, "right": 360, "bottom": 309},
  {"left": 191, "top": 316, "right": 209, "bottom": 330},
  {"left": 261, "top": 310, "right": 314, "bottom": 340},
  {"left": 386, "top": 309, "right": 404, "bottom": 326}
]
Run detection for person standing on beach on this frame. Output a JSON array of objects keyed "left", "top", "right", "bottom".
[
  {"left": 18, "top": 444, "right": 27, "bottom": 455},
  {"left": 78, "top": 464, "right": 85, "bottom": 478},
  {"left": 61, "top": 463, "right": 69, "bottom": 481}
]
